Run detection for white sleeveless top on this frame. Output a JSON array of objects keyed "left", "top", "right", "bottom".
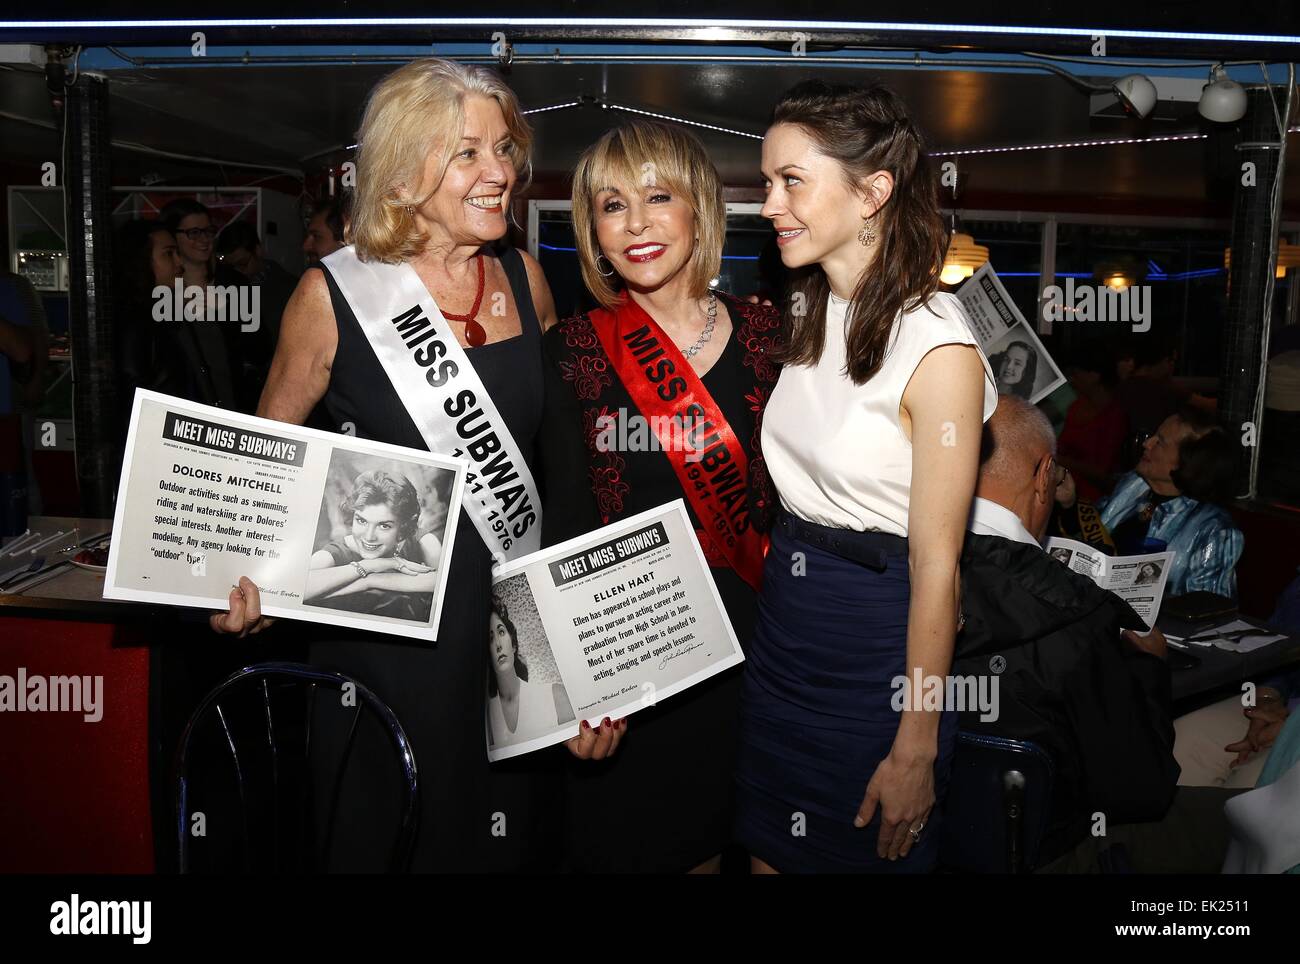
[
  {"left": 762, "top": 290, "right": 998, "bottom": 537},
  {"left": 487, "top": 678, "right": 557, "bottom": 746}
]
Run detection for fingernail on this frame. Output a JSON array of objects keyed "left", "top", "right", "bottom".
[
  {"left": 580, "top": 720, "right": 590, "bottom": 730},
  {"left": 618, "top": 718, "right": 626, "bottom": 729},
  {"left": 602, "top": 717, "right": 611, "bottom": 730}
]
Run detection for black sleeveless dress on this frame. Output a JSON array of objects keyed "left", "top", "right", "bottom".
[
  {"left": 308, "top": 244, "right": 564, "bottom": 872},
  {"left": 541, "top": 292, "right": 782, "bottom": 871}
]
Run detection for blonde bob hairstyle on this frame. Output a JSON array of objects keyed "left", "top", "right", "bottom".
[
  {"left": 571, "top": 120, "right": 725, "bottom": 309},
  {"left": 350, "top": 57, "right": 534, "bottom": 264}
]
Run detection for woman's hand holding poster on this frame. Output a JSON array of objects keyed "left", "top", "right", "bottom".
[
  {"left": 105, "top": 389, "right": 466, "bottom": 641},
  {"left": 484, "top": 501, "right": 743, "bottom": 760}
]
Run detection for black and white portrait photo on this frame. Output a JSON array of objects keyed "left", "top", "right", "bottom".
[
  {"left": 1049, "top": 547, "right": 1074, "bottom": 566},
  {"left": 1134, "top": 561, "right": 1164, "bottom": 586},
  {"left": 487, "top": 573, "right": 575, "bottom": 749},
  {"left": 984, "top": 323, "right": 1065, "bottom": 405},
  {"left": 303, "top": 449, "right": 457, "bottom": 623}
]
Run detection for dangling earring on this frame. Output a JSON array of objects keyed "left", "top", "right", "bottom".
[
  {"left": 858, "top": 217, "right": 877, "bottom": 246},
  {"left": 595, "top": 254, "right": 616, "bottom": 278}
]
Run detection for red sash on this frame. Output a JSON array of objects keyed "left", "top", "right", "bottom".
[{"left": 589, "top": 295, "right": 765, "bottom": 591}]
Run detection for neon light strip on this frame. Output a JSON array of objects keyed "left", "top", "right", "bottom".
[
  {"left": 1001, "top": 272, "right": 1090, "bottom": 277},
  {"left": 1001, "top": 269, "right": 1227, "bottom": 279},
  {"left": 0, "top": 18, "right": 1296, "bottom": 44},
  {"left": 522, "top": 101, "right": 584, "bottom": 115},
  {"left": 934, "top": 131, "right": 1207, "bottom": 157}
]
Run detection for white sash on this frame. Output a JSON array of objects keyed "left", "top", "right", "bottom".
[{"left": 322, "top": 245, "right": 541, "bottom": 565}]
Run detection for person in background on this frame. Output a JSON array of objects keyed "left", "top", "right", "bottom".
[
  {"left": 1175, "top": 682, "right": 1292, "bottom": 789},
  {"left": 159, "top": 199, "right": 245, "bottom": 410},
  {"left": 1221, "top": 710, "right": 1300, "bottom": 874},
  {"left": 114, "top": 220, "right": 242, "bottom": 432},
  {"left": 1173, "top": 575, "right": 1300, "bottom": 789},
  {"left": 1055, "top": 339, "right": 1128, "bottom": 502},
  {"left": 216, "top": 219, "right": 299, "bottom": 409},
  {"left": 960, "top": 403, "right": 1240, "bottom": 875},
  {"left": 952, "top": 397, "right": 1178, "bottom": 866},
  {"left": 1114, "top": 336, "right": 1182, "bottom": 466},
  {"left": 302, "top": 194, "right": 347, "bottom": 265},
  {"left": 1056, "top": 405, "right": 1243, "bottom": 598},
  {"left": 116, "top": 221, "right": 173, "bottom": 430}
]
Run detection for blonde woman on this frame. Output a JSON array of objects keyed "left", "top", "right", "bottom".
[
  {"left": 211, "top": 57, "right": 619, "bottom": 872},
  {"left": 542, "top": 120, "right": 783, "bottom": 872}
]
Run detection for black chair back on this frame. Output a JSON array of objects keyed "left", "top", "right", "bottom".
[
  {"left": 939, "top": 731, "right": 1054, "bottom": 873},
  {"left": 174, "top": 661, "right": 418, "bottom": 873}
]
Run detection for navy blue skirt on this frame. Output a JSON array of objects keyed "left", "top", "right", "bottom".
[{"left": 735, "top": 516, "right": 956, "bottom": 873}]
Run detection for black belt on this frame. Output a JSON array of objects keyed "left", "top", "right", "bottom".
[{"left": 776, "top": 510, "right": 908, "bottom": 572}]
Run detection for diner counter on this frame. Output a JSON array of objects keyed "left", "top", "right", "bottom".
[{"left": 0, "top": 516, "right": 152, "bottom": 618}]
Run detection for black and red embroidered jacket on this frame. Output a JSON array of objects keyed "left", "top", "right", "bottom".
[{"left": 538, "top": 291, "right": 784, "bottom": 558}]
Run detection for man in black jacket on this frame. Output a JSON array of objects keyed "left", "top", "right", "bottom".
[{"left": 952, "top": 396, "right": 1182, "bottom": 866}]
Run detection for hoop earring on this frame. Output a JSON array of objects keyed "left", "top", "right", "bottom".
[
  {"left": 858, "top": 218, "right": 877, "bottom": 246},
  {"left": 595, "top": 254, "right": 616, "bottom": 278}
]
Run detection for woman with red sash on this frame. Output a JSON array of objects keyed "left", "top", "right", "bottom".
[{"left": 542, "top": 119, "right": 782, "bottom": 872}]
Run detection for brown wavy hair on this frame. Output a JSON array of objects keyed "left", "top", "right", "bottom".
[{"left": 770, "top": 80, "right": 947, "bottom": 385}]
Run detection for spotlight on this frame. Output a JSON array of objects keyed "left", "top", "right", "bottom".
[
  {"left": 1198, "top": 64, "right": 1247, "bottom": 123},
  {"left": 1113, "top": 75, "right": 1158, "bottom": 119}
]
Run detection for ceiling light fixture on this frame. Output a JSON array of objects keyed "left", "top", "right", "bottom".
[{"left": 1198, "top": 63, "right": 1248, "bottom": 122}]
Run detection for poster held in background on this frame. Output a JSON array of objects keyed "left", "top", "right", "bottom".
[
  {"left": 484, "top": 500, "right": 743, "bottom": 761},
  {"left": 956, "top": 263, "right": 1066, "bottom": 405},
  {"left": 104, "top": 389, "right": 466, "bottom": 642},
  {"left": 1046, "top": 536, "right": 1173, "bottom": 628}
]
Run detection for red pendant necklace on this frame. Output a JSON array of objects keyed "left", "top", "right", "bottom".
[{"left": 440, "top": 253, "right": 488, "bottom": 347}]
